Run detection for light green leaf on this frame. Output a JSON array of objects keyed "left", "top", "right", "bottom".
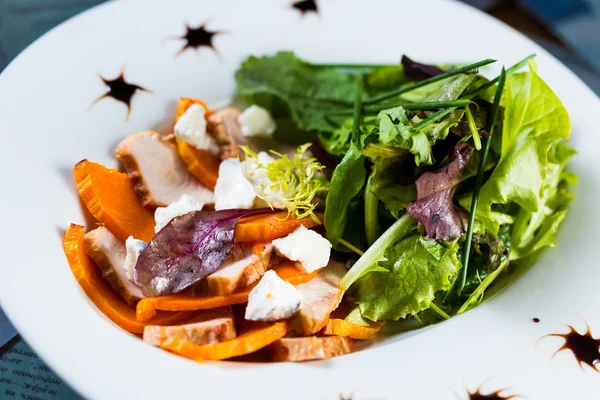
[
  {"left": 476, "top": 61, "right": 571, "bottom": 234},
  {"left": 352, "top": 235, "right": 461, "bottom": 321}
]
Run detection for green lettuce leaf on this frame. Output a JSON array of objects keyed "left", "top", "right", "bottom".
[
  {"left": 352, "top": 234, "right": 461, "bottom": 321},
  {"left": 510, "top": 141, "right": 576, "bottom": 259},
  {"left": 324, "top": 143, "right": 366, "bottom": 246},
  {"left": 476, "top": 61, "right": 571, "bottom": 234},
  {"left": 400, "top": 74, "right": 476, "bottom": 102},
  {"left": 235, "top": 52, "right": 366, "bottom": 133}
]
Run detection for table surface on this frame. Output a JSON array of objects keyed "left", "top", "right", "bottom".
[{"left": 0, "top": 0, "right": 598, "bottom": 399}]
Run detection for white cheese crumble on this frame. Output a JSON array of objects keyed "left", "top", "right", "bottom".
[
  {"left": 214, "top": 158, "right": 257, "bottom": 210},
  {"left": 238, "top": 105, "right": 277, "bottom": 137},
  {"left": 174, "top": 103, "right": 219, "bottom": 153},
  {"left": 154, "top": 194, "right": 204, "bottom": 232},
  {"left": 124, "top": 236, "right": 146, "bottom": 280},
  {"left": 272, "top": 225, "right": 332, "bottom": 273},
  {"left": 245, "top": 270, "right": 303, "bottom": 322}
]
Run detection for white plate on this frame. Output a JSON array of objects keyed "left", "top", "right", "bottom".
[{"left": 0, "top": 0, "right": 599, "bottom": 399}]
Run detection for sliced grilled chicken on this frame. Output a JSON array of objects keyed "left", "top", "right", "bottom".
[
  {"left": 291, "top": 261, "right": 346, "bottom": 335},
  {"left": 207, "top": 107, "right": 246, "bottom": 159},
  {"left": 82, "top": 226, "right": 144, "bottom": 305},
  {"left": 205, "top": 244, "right": 273, "bottom": 296},
  {"left": 267, "top": 336, "right": 355, "bottom": 362},
  {"left": 143, "top": 307, "right": 235, "bottom": 346},
  {"left": 115, "top": 131, "right": 214, "bottom": 207}
]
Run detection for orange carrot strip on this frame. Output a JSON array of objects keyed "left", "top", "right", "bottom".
[
  {"left": 323, "top": 319, "right": 384, "bottom": 340},
  {"left": 74, "top": 160, "right": 155, "bottom": 242},
  {"left": 235, "top": 212, "right": 323, "bottom": 243},
  {"left": 161, "top": 321, "right": 289, "bottom": 361},
  {"left": 175, "top": 139, "right": 220, "bottom": 190},
  {"left": 63, "top": 224, "right": 195, "bottom": 334},
  {"left": 136, "top": 261, "right": 317, "bottom": 323},
  {"left": 175, "top": 97, "right": 213, "bottom": 120}
]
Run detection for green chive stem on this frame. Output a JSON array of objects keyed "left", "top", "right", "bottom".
[
  {"left": 364, "top": 58, "right": 496, "bottom": 104},
  {"left": 338, "top": 238, "right": 365, "bottom": 256},
  {"left": 324, "top": 99, "right": 471, "bottom": 117},
  {"left": 463, "top": 54, "right": 535, "bottom": 99},
  {"left": 413, "top": 314, "right": 424, "bottom": 326},
  {"left": 429, "top": 303, "right": 451, "bottom": 320},
  {"left": 464, "top": 106, "right": 482, "bottom": 150},
  {"left": 457, "top": 68, "right": 507, "bottom": 295}
]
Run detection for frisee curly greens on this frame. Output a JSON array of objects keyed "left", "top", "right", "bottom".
[{"left": 241, "top": 144, "right": 327, "bottom": 222}]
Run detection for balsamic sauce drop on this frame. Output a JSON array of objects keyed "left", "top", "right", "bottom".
[
  {"left": 467, "top": 388, "right": 518, "bottom": 400},
  {"left": 90, "top": 71, "right": 150, "bottom": 120},
  {"left": 533, "top": 317, "right": 540, "bottom": 323},
  {"left": 175, "top": 24, "right": 222, "bottom": 56},
  {"left": 292, "top": 0, "right": 318, "bottom": 15},
  {"left": 543, "top": 323, "right": 600, "bottom": 372}
]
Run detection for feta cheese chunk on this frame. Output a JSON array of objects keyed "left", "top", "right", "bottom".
[
  {"left": 154, "top": 194, "right": 204, "bottom": 232},
  {"left": 174, "top": 103, "right": 219, "bottom": 153},
  {"left": 245, "top": 270, "right": 303, "bottom": 322},
  {"left": 238, "top": 105, "right": 277, "bottom": 138},
  {"left": 272, "top": 225, "right": 332, "bottom": 273},
  {"left": 214, "top": 158, "right": 256, "bottom": 210},
  {"left": 124, "top": 236, "right": 147, "bottom": 280}
]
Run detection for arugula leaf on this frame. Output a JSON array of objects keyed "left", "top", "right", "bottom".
[
  {"left": 235, "top": 52, "right": 368, "bottom": 133},
  {"left": 352, "top": 235, "right": 461, "bottom": 321},
  {"left": 476, "top": 61, "right": 571, "bottom": 234},
  {"left": 324, "top": 143, "right": 366, "bottom": 246}
]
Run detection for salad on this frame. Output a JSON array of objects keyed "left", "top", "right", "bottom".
[{"left": 63, "top": 52, "right": 575, "bottom": 363}]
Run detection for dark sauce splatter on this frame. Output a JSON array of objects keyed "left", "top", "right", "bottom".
[
  {"left": 292, "top": 0, "right": 318, "bottom": 15},
  {"left": 542, "top": 323, "right": 600, "bottom": 372},
  {"left": 90, "top": 71, "right": 150, "bottom": 120},
  {"left": 339, "top": 395, "right": 353, "bottom": 400},
  {"left": 466, "top": 387, "right": 519, "bottom": 400},
  {"left": 533, "top": 317, "right": 540, "bottom": 323},
  {"left": 174, "top": 24, "right": 222, "bottom": 57}
]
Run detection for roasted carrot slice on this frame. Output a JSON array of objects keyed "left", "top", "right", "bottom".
[
  {"left": 175, "top": 97, "right": 213, "bottom": 120},
  {"left": 175, "top": 139, "right": 220, "bottom": 190},
  {"left": 323, "top": 319, "right": 383, "bottom": 340},
  {"left": 74, "top": 160, "right": 155, "bottom": 242},
  {"left": 235, "top": 212, "right": 323, "bottom": 243},
  {"left": 136, "top": 261, "right": 317, "bottom": 323},
  {"left": 161, "top": 321, "right": 289, "bottom": 361},
  {"left": 63, "top": 224, "right": 195, "bottom": 334}
]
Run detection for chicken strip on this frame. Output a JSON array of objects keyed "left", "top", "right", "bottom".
[
  {"left": 291, "top": 261, "right": 346, "bottom": 335},
  {"left": 115, "top": 131, "right": 213, "bottom": 207},
  {"left": 82, "top": 226, "right": 144, "bottom": 305},
  {"left": 266, "top": 336, "right": 355, "bottom": 362},
  {"left": 205, "top": 244, "right": 273, "bottom": 296},
  {"left": 144, "top": 307, "right": 235, "bottom": 346}
]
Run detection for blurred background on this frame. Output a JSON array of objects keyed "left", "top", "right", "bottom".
[{"left": 0, "top": 0, "right": 599, "bottom": 398}]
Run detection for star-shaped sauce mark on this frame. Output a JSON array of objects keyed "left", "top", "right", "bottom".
[
  {"left": 174, "top": 23, "right": 223, "bottom": 57},
  {"left": 90, "top": 70, "right": 150, "bottom": 121},
  {"left": 291, "top": 0, "right": 318, "bottom": 15},
  {"left": 542, "top": 322, "right": 600, "bottom": 372},
  {"left": 465, "top": 387, "right": 519, "bottom": 400}
]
